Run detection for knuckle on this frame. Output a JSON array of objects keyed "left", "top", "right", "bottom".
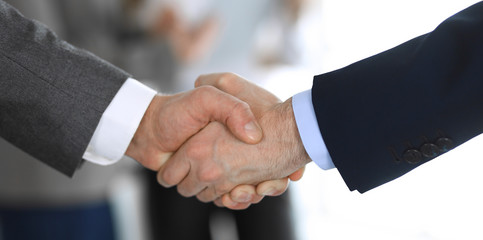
[
  {"left": 185, "top": 142, "right": 207, "bottom": 160},
  {"left": 198, "top": 85, "right": 217, "bottom": 95},
  {"left": 219, "top": 73, "right": 244, "bottom": 93},
  {"left": 218, "top": 73, "right": 237, "bottom": 88},
  {"left": 216, "top": 182, "right": 233, "bottom": 196},
  {"left": 218, "top": 186, "right": 231, "bottom": 195},
  {"left": 234, "top": 100, "right": 250, "bottom": 110},
  {"left": 231, "top": 100, "right": 251, "bottom": 116},
  {"left": 190, "top": 85, "right": 216, "bottom": 102},
  {"left": 198, "top": 165, "right": 222, "bottom": 183}
]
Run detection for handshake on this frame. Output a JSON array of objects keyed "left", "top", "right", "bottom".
[{"left": 125, "top": 73, "right": 311, "bottom": 210}]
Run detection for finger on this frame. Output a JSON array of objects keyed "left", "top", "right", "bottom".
[
  {"left": 228, "top": 185, "right": 264, "bottom": 205},
  {"left": 175, "top": 168, "right": 208, "bottom": 198},
  {"left": 196, "top": 186, "right": 219, "bottom": 203},
  {"left": 196, "top": 72, "right": 280, "bottom": 107},
  {"left": 140, "top": 151, "right": 173, "bottom": 172},
  {"left": 156, "top": 151, "right": 190, "bottom": 188},
  {"left": 157, "top": 152, "right": 173, "bottom": 170},
  {"left": 214, "top": 198, "right": 224, "bottom": 207},
  {"left": 195, "top": 73, "right": 246, "bottom": 95},
  {"left": 289, "top": 166, "right": 306, "bottom": 181},
  {"left": 220, "top": 194, "right": 251, "bottom": 210},
  {"left": 256, "top": 178, "right": 290, "bottom": 196},
  {"left": 194, "top": 86, "right": 263, "bottom": 144},
  {"left": 226, "top": 202, "right": 251, "bottom": 210},
  {"left": 177, "top": 182, "right": 206, "bottom": 198},
  {"left": 234, "top": 192, "right": 264, "bottom": 205},
  {"left": 251, "top": 195, "right": 264, "bottom": 204},
  {"left": 228, "top": 185, "right": 257, "bottom": 203}
]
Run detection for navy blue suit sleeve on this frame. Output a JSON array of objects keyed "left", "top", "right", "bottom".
[{"left": 311, "top": 2, "right": 483, "bottom": 192}]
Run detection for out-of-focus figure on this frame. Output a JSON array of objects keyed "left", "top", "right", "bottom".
[
  {"left": 0, "top": 1, "right": 145, "bottom": 240},
  {"left": 132, "top": 1, "right": 309, "bottom": 239},
  {"left": 0, "top": 0, "right": 311, "bottom": 239}
]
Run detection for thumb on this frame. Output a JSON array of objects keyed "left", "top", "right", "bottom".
[{"left": 193, "top": 86, "right": 263, "bottom": 144}]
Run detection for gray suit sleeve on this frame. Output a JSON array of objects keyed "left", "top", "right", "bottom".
[{"left": 0, "top": 1, "right": 131, "bottom": 176}]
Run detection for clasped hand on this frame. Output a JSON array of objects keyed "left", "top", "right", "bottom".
[{"left": 126, "top": 73, "right": 310, "bottom": 210}]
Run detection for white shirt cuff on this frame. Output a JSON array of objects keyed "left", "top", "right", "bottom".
[
  {"left": 292, "top": 89, "right": 335, "bottom": 170},
  {"left": 83, "top": 78, "right": 157, "bottom": 165}
]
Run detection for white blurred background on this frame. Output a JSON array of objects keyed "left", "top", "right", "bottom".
[{"left": 260, "top": 1, "right": 483, "bottom": 239}]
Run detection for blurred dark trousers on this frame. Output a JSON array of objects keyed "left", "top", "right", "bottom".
[{"left": 0, "top": 201, "right": 115, "bottom": 240}]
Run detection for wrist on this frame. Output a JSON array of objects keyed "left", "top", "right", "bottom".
[
  {"left": 279, "top": 98, "right": 312, "bottom": 168},
  {"left": 258, "top": 98, "right": 311, "bottom": 177},
  {"left": 126, "top": 94, "right": 171, "bottom": 170}
]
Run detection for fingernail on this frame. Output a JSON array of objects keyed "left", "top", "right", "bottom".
[
  {"left": 262, "top": 188, "right": 277, "bottom": 196},
  {"left": 244, "top": 121, "right": 262, "bottom": 142}
]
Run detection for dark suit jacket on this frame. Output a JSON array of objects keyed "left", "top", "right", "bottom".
[
  {"left": 0, "top": 1, "right": 130, "bottom": 176},
  {"left": 312, "top": 2, "right": 483, "bottom": 193}
]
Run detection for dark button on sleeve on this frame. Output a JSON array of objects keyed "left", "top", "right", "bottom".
[
  {"left": 436, "top": 138, "right": 454, "bottom": 152},
  {"left": 403, "top": 149, "right": 423, "bottom": 164},
  {"left": 420, "top": 143, "right": 440, "bottom": 158}
]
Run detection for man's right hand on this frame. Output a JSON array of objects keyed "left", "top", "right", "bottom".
[{"left": 125, "top": 86, "right": 263, "bottom": 171}]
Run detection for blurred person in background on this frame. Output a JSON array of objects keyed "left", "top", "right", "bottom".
[
  {"left": 0, "top": 0, "right": 223, "bottom": 239},
  {"left": 129, "top": 0, "right": 309, "bottom": 239},
  {"left": 0, "top": 0, "right": 308, "bottom": 239},
  {"left": 0, "top": 1, "right": 137, "bottom": 240}
]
